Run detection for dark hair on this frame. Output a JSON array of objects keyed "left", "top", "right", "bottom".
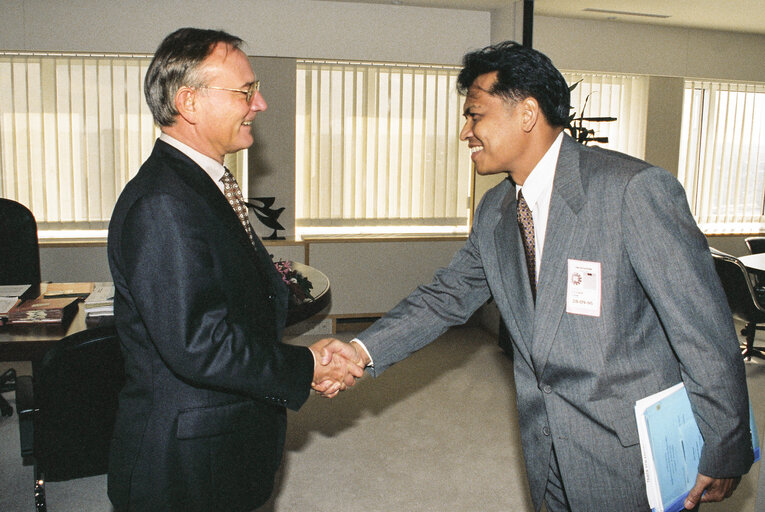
[
  {"left": 457, "top": 41, "right": 570, "bottom": 127},
  {"left": 144, "top": 27, "right": 244, "bottom": 127}
]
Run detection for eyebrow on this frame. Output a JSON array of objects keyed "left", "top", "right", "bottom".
[{"left": 463, "top": 104, "right": 480, "bottom": 116}]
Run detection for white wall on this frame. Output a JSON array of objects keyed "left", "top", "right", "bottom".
[
  {"left": 0, "top": 0, "right": 489, "bottom": 64},
  {"left": 534, "top": 15, "right": 765, "bottom": 82}
]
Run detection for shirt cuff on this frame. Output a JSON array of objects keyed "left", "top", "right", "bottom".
[{"left": 351, "top": 338, "right": 374, "bottom": 367}]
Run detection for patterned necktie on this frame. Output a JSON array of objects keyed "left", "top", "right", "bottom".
[
  {"left": 221, "top": 168, "right": 256, "bottom": 247},
  {"left": 517, "top": 190, "right": 536, "bottom": 301}
]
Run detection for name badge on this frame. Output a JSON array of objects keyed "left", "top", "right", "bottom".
[{"left": 566, "top": 259, "right": 601, "bottom": 317}]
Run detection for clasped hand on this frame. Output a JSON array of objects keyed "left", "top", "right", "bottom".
[{"left": 309, "top": 338, "right": 368, "bottom": 398}]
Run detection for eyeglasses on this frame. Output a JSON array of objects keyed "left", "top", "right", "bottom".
[{"left": 201, "top": 80, "right": 260, "bottom": 103}]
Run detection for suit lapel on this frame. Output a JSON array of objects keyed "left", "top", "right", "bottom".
[
  {"left": 531, "top": 136, "right": 587, "bottom": 371},
  {"left": 155, "top": 142, "right": 288, "bottom": 329},
  {"left": 156, "top": 141, "right": 256, "bottom": 254},
  {"left": 494, "top": 179, "right": 535, "bottom": 352}
]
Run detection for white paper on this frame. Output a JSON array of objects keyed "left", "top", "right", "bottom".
[
  {"left": 0, "top": 284, "right": 31, "bottom": 298},
  {"left": 0, "top": 297, "right": 19, "bottom": 316}
]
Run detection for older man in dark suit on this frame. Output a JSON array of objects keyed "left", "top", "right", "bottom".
[
  {"left": 319, "top": 41, "right": 753, "bottom": 511},
  {"left": 107, "top": 28, "right": 360, "bottom": 512}
]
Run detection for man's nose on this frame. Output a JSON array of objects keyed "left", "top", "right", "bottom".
[
  {"left": 459, "top": 121, "right": 471, "bottom": 141},
  {"left": 251, "top": 90, "right": 267, "bottom": 112}
]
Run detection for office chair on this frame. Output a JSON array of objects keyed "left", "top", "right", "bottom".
[
  {"left": 0, "top": 198, "right": 41, "bottom": 285},
  {"left": 16, "top": 326, "right": 124, "bottom": 511},
  {"left": 0, "top": 198, "right": 42, "bottom": 418},
  {"left": 710, "top": 249, "right": 765, "bottom": 361},
  {"left": 745, "top": 236, "right": 765, "bottom": 255}
]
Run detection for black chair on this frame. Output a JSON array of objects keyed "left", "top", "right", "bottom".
[
  {"left": 0, "top": 198, "right": 42, "bottom": 418},
  {"left": 0, "top": 198, "right": 41, "bottom": 286},
  {"left": 710, "top": 249, "right": 765, "bottom": 361},
  {"left": 16, "top": 326, "right": 124, "bottom": 511},
  {"left": 745, "top": 236, "right": 765, "bottom": 255}
]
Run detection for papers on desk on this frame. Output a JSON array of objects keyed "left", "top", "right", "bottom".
[
  {"left": 0, "top": 284, "right": 32, "bottom": 298},
  {"left": 635, "top": 382, "right": 760, "bottom": 512},
  {"left": 43, "top": 282, "right": 93, "bottom": 298},
  {"left": 84, "top": 282, "right": 114, "bottom": 317},
  {"left": 0, "top": 285, "right": 31, "bottom": 321},
  {"left": 0, "top": 297, "right": 20, "bottom": 318}
]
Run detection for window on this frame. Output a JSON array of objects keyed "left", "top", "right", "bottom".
[
  {"left": 295, "top": 60, "right": 472, "bottom": 238},
  {"left": 295, "top": 65, "right": 649, "bottom": 238},
  {"left": 561, "top": 71, "right": 648, "bottom": 159},
  {"left": 0, "top": 52, "right": 247, "bottom": 239},
  {"left": 678, "top": 80, "right": 765, "bottom": 234}
]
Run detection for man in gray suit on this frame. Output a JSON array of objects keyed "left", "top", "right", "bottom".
[{"left": 315, "top": 41, "right": 754, "bottom": 511}]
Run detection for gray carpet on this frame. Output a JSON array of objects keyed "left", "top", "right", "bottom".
[{"left": 1, "top": 325, "right": 764, "bottom": 511}]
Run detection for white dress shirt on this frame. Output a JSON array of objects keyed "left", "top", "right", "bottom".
[{"left": 515, "top": 131, "right": 563, "bottom": 282}]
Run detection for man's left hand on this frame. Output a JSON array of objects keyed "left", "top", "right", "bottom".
[{"left": 684, "top": 473, "right": 740, "bottom": 510}]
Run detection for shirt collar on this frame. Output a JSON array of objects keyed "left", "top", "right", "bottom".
[
  {"left": 159, "top": 133, "right": 225, "bottom": 184},
  {"left": 516, "top": 131, "right": 564, "bottom": 205}
]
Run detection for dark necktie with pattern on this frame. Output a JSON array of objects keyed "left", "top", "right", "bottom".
[
  {"left": 517, "top": 190, "right": 536, "bottom": 301},
  {"left": 221, "top": 168, "right": 256, "bottom": 247}
]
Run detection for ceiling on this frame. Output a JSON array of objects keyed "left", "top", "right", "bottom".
[{"left": 313, "top": 0, "right": 765, "bottom": 35}]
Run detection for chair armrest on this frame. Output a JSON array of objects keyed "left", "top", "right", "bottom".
[{"left": 15, "top": 375, "right": 35, "bottom": 458}]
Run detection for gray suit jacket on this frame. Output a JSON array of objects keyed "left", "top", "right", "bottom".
[{"left": 359, "top": 134, "right": 753, "bottom": 511}]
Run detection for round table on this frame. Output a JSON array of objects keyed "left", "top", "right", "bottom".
[
  {"left": 739, "top": 253, "right": 765, "bottom": 273},
  {"left": 285, "top": 262, "right": 331, "bottom": 326}
]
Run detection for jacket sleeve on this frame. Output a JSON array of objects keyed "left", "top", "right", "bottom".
[
  {"left": 622, "top": 167, "right": 754, "bottom": 477},
  {"left": 360, "top": 192, "right": 494, "bottom": 376}
]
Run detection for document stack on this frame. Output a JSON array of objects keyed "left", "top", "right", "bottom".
[
  {"left": 635, "top": 382, "right": 760, "bottom": 512},
  {"left": 84, "top": 282, "right": 115, "bottom": 319},
  {"left": 0, "top": 285, "right": 33, "bottom": 325}
]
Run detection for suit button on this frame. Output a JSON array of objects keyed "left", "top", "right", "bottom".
[
  {"left": 543, "top": 385, "right": 552, "bottom": 394},
  {"left": 542, "top": 426, "right": 551, "bottom": 436},
  {"left": 267, "top": 294, "right": 274, "bottom": 301}
]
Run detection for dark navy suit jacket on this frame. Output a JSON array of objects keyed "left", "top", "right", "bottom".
[{"left": 107, "top": 140, "right": 313, "bottom": 511}]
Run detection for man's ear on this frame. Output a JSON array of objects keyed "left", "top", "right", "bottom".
[
  {"left": 520, "top": 97, "right": 540, "bottom": 133},
  {"left": 175, "top": 87, "right": 198, "bottom": 124}
]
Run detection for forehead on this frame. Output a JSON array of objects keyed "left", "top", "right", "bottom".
[
  {"left": 201, "top": 43, "right": 254, "bottom": 82},
  {"left": 463, "top": 72, "right": 506, "bottom": 111}
]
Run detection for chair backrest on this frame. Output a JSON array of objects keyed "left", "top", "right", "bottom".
[
  {"left": 34, "top": 326, "right": 125, "bottom": 481},
  {"left": 745, "top": 236, "right": 765, "bottom": 255},
  {"left": 0, "top": 198, "right": 41, "bottom": 285},
  {"left": 710, "top": 250, "right": 765, "bottom": 322}
]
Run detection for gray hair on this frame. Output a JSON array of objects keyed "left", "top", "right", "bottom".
[{"left": 144, "top": 27, "right": 243, "bottom": 127}]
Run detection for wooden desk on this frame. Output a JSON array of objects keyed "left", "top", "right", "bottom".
[{"left": 0, "top": 263, "right": 330, "bottom": 363}]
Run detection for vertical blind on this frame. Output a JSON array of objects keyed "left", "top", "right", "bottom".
[
  {"left": 295, "top": 60, "right": 472, "bottom": 237},
  {"left": 562, "top": 71, "right": 648, "bottom": 159},
  {"left": 678, "top": 80, "right": 765, "bottom": 234},
  {"left": 0, "top": 52, "right": 247, "bottom": 236}
]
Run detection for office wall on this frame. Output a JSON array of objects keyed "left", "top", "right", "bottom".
[
  {"left": 0, "top": 0, "right": 488, "bottom": 64},
  {"left": 15, "top": 3, "right": 765, "bottom": 315}
]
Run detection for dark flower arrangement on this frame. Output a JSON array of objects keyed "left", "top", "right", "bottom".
[{"left": 274, "top": 259, "right": 314, "bottom": 304}]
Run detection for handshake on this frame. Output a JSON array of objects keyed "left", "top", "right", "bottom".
[{"left": 309, "top": 338, "right": 371, "bottom": 398}]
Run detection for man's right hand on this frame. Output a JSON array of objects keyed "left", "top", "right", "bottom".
[{"left": 308, "top": 339, "right": 367, "bottom": 398}]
